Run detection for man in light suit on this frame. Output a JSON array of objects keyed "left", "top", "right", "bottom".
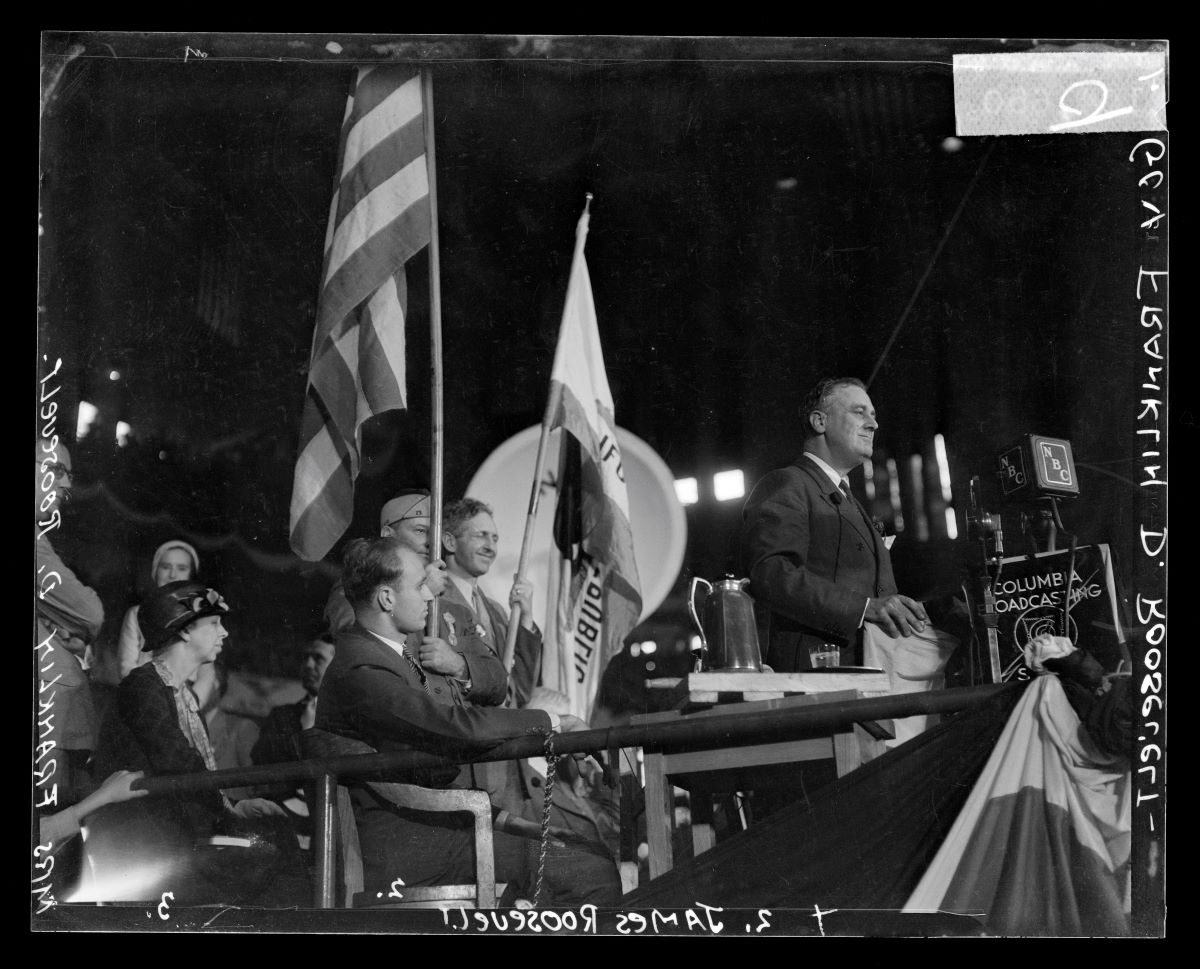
[
  {"left": 440, "top": 501, "right": 622, "bottom": 902},
  {"left": 741, "top": 377, "right": 930, "bottom": 672},
  {"left": 440, "top": 497, "right": 542, "bottom": 708}
]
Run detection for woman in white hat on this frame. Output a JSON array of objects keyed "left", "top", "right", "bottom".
[{"left": 116, "top": 539, "right": 200, "bottom": 681}]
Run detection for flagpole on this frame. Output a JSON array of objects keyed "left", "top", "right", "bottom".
[
  {"left": 422, "top": 69, "right": 445, "bottom": 638},
  {"left": 502, "top": 193, "right": 593, "bottom": 672}
]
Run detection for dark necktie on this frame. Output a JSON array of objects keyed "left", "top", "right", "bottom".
[
  {"left": 399, "top": 635, "right": 429, "bottom": 689},
  {"left": 841, "top": 478, "right": 879, "bottom": 540}
]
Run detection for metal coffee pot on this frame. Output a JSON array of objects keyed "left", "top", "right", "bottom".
[{"left": 687, "top": 575, "right": 763, "bottom": 673}]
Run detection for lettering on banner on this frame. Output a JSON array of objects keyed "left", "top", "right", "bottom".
[
  {"left": 596, "top": 432, "right": 626, "bottom": 484},
  {"left": 572, "top": 558, "right": 607, "bottom": 684}
]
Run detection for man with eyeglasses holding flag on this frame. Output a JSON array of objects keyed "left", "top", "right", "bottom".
[{"left": 439, "top": 497, "right": 542, "bottom": 709}]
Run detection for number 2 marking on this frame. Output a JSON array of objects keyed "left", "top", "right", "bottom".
[{"left": 1049, "top": 80, "right": 1134, "bottom": 132}]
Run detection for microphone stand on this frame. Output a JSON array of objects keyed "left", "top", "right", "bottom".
[{"left": 966, "top": 476, "right": 1004, "bottom": 684}]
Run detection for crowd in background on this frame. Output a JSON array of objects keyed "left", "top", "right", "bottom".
[{"left": 35, "top": 441, "right": 629, "bottom": 909}]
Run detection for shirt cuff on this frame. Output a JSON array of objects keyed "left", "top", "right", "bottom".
[
  {"left": 547, "top": 712, "right": 561, "bottom": 732},
  {"left": 857, "top": 598, "right": 870, "bottom": 629}
]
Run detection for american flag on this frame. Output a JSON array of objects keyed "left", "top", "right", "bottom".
[{"left": 290, "top": 68, "right": 431, "bottom": 561}]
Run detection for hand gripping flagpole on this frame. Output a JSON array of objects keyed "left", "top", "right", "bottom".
[
  {"left": 502, "top": 194, "right": 593, "bottom": 674},
  {"left": 423, "top": 69, "right": 446, "bottom": 638}
]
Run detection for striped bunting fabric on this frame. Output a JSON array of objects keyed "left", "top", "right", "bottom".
[
  {"left": 904, "top": 674, "right": 1131, "bottom": 935},
  {"left": 290, "top": 68, "right": 431, "bottom": 561}
]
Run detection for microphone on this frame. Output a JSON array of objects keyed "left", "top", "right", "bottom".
[{"left": 830, "top": 489, "right": 843, "bottom": 505}]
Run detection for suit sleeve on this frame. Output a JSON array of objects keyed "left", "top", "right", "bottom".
[
  {"left": 36, "top": 537, "right": 104, "bottom": 655},
  {"left": 480, "top": 597, "right": 541, "bottom": 708},
  {"left": 458, "top": 637, "right": 509, "bottom": 706},
  {"left": 329, "top": 662, "right": 552, "bottom": 752},
  {"left": 433, "top": 603, "right": 509, "bottom": 706},
  {"left": 741, "top": 470, "right": 868, "bottom": 642},
  {"left": 508, "top": 625, "right": 542, "bottom": 709}
]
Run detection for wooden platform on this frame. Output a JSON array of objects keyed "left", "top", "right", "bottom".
[{"left": 646, "top": 669, "right": 892, "bottom": 711}]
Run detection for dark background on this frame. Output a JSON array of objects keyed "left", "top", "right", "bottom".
[{"left": 37, "top": 34, "right": 1164, "bottom": 687}]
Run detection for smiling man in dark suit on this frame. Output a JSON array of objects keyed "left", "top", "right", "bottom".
[{"left": 741, "top": 376, "right": 929, "bottom": 672}]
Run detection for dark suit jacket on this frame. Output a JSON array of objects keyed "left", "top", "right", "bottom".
[
  {"left": 325, "top": 579, "right": 509, "bottom": 707},
  {"left": 740, "top": 453, "right": 898, "bottom": 671},
  {"left": 313, "top": 623, "right": 559, "bottom": 893},
  {"left": 314, "top": 623, "right": 552, "bottom": 789}
]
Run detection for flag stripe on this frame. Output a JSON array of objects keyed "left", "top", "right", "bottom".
[
  {"left": 332, "top": 120, "right": 427, "bottom": 233},
  {"left": 339, "top": 78, "right": 423, "bottom": 184},
  {"left": 325, "top": 156, "right": 430, "bottom": 289},
  {"left": 362, "top": 274, "right": 409, "bottom": 403},
  {"left": 290, "top": 67, "right": 429, "bottom": 562},
  {"left": 349, "top": 68, "right": 420, "bottom": 129},
  {"left": 290, "top": 423, "right": 346, "bottom": 517},
  {"left": 319, "top": 194, "right": 431, "bottom": 340}
]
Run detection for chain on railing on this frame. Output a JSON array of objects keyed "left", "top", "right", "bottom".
[{"left": 531, "top": 732, "right": 559, "bottom": 907}]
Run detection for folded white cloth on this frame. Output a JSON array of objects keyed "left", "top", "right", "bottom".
[
  {"left": 863, "top": 624, "right": 959, "bottom": 747},
  {"left": 1022, "top": 633, "right": 1076, "bottom": 673}
]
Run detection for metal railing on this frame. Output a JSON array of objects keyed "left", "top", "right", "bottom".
[{"left": 129, "top": 683, "right": 1015, "bottom": 907}]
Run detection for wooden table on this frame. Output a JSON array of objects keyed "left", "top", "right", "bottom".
[{"left": 633, "top": 675, "right": 892, "bottom": 880}]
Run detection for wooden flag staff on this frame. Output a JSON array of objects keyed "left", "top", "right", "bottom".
[
  {"left": 423, "top": 70, "right": 446, "bottom": 637},
  {"left": 502, "top": 193, "right": 593, "bottom": 672}
]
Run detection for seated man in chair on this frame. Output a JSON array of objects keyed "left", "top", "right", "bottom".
[{"left": 314, "top": 536, "right": 594, "bottom": 904}]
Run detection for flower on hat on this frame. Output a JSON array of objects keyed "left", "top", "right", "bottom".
[{"left": 189, "top": 588, "right": 228, "bottom": 614}]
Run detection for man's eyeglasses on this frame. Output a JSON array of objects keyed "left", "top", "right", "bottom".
[{"left": 41, "top": 462, "right": 73, "bottom": 485}]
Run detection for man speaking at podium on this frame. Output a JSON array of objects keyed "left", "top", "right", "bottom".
[
  {"left": 744, "top": 374, "right": 969, "bottom": 724},
  {"left": 741, "top": 377, "right": 960, "bottom": 748}
]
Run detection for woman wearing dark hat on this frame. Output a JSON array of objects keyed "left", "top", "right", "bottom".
[{"left": 87, "top": 581, "right": 297, "bottom": 905}]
